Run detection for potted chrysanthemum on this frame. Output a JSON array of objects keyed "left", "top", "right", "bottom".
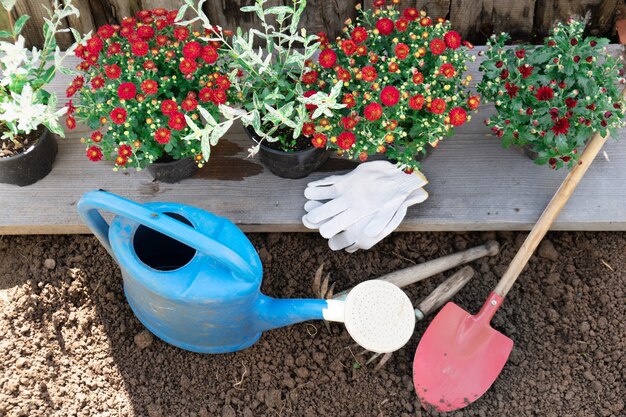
[
  {"left": 0, "top": 0, "right": 80, "bottom": 186},
  {"left": 66, "top": 7, "right": 236, "bottom": 182},
  {"left": 313, "top": 0, "right": 479, "bottom": 171},
  {"left": 181, "top": 0, "right": 346, "bottom": 179},
  {"left": 478, "top": 19, "right": 626, "bottom": 169}
]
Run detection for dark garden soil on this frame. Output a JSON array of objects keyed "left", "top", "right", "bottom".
[
  {"left": 0, "top": 128, "right": 42, "bottom": 159},
  {"left": 0, "top": 231, "right": 624, "bottom": 417}
]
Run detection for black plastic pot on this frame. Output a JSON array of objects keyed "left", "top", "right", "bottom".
[
  {"left": 0, "top": 127, "right": 58, "bottom": 187},
  {"left": 244, "top": 126, "right": 331, "bottom": 179},
  {"left": 147, "top": 156, "right": 198, "bottom": 183}
]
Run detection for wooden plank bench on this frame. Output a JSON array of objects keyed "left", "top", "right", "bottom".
[{"left": 1, "top": 46, "right": 625, "bottom": 235}]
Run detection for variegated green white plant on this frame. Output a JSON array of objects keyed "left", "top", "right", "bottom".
[
  {"left": 180, "top": 0, "right": 345, "bottom": 157},
  {"left": 0, "top": 0, "right": 83, "bottom": 147}
]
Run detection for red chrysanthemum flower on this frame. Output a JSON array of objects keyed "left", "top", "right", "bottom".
[
  {"left": 430, "top": 98, "right": 447, "bottom": 114},
  {"left": 137, "top": 25, "right": 155, "bottom": 39},
  {"left": 337, "top": 131, "right": 356, "bottom": 150},
  {"left": 161, "top": 99, "right": 178, "bottom": 116},
  {"left": 91, "top": 131, "right": 103, "bottom": 143},
  {"left": 319, "top": 49, "right": 337, "bottom": 68},
  {"left": 518, "top": 64, "right": 534, "bottom": 79},
  {"left": 409, "top": 94, "right": 425, "bottom": 110},
  {"left": 97, "top": 25, "right": 115, "bottom": 39},
  {"left": 154, "top": 128, "right": 172, "bottom": 144},
  {"left": 505, "top": 82, "right": 519, "bottom": 98},
  {"left": 356, "top": 44, "right": 367, "bottom": 56},
  {"left": 117, "top": 82, "right": 137, "bottom": 100},
  {"left": 448, "top": 107, "right": 467, "bottom": 126},
  {"left": 143, "top": 60, "right": 157, "bottom": 71},
  {"left": 155, "top": 34, "right": 168, "bottom": 46},
  {"left": 551, "top": 117, "right": 570, "bottom": 136},
  {"left": 337, "top": 67, "right": 351, "bottom": 82},
  {"left": 342, "top": 93, "right": 356, "bottom": 108},
  {"left": 199, "top": 87, "right": 213, "bottom": 103},
  {"left": 413, "top": 71, "right": 424, "bottom": 84},
  {"left": 380, "top": 86, "right": 400, "bottom": 107},
  {"left": 440, "top": 63, "right": 456, "bottom": 78},
  {"left": 395, "top": 43, "right": 410, "bottom": 60},
  {"left": 110, "top": 107, "right": 127, "bottom": 125},
  {"left": 91, "top": 76, "right": 105, "bottom": 89},
  {"left": 500, "top": 69, "right": 509, "bottom": 80},
  {"left": 395, "top": 18, "right": 409, "bottom": 32},
  {"left": 86, "top": 146, "right": 103, "bottom": 162},
  {"left": 121, "top": 17, "right": 136, "bottom": 27},
  {"left": 535, "top": 86, "right": 554, "bottom": 101},
  {"left": 72, "top": 76, "right": 84, "bottom": 89},
  {"left": 302, "top": 123, "right": 316, "bottom": 136},
  {"left": 131, "top": 41, "right": 149, "bottom": 56},
  {"left": 350, "top": 26, "right": 367, "bottom": 44},
  {"left": 515, "top": 49, "right": 526, "bottom": 59},
  {"left": 215, "top": 75, "right": 231, "bottom": 90},
  {"left": 182, "top": 97, "right": 198, "bottom": 112},
  {"left": 179, "top": 59, "right": 197, "bottom": 75},
  {"left": 66, "top": 85, "right": 77, "bottom": 98},
  {"left": 375, "top": 18, "right": 394, "bottom": 36},
  {"left": 183, "top": 41, "right": 202, "bottom": 59},
  {"left": 361, "top": 66, "right": 377, "bottom": 82},
  {"left": 115, "top": 156, "right": 127, "bottom": 166},
  {"left": 168, "top": 112, "right": 187, "bottom": 130},
  {"left": 430, "top": 38, "right": 446, "bottom": 55},
  {"left": 312, "top": 133, "right": 327, "bottom": 148},
  {"left": 118, "top": 144, "right": 133, "bottom": 158},
  {"left": 65, "top": 115, "right": 76, "bottom": 129},
  {"left": 341, "top": 39, "right": 357, "bottom": 56},
  {"left": 364, "top": 102, "right": 383, "bottom": 121},
  {"left": 444, "top": 31, "right": 461, "bottom": 49},
  {"left": 342, "top": 116, "right": 357, "bottom": 130},
  {"left": 565, "top": 98, "right": 578, "bottom": 109},
  {"left": 86, "top": 36, "right": 104, "bottom": 54},
  {"left": 173, "top": 27, "right": 189, "bottom": 41},
  {"left": 403, "top": 7, "right": 419, "bottom": 20},
  {"left": 420, "top": 17, "right": 432, "bottom": 26},
  {"left": 201, "top": 46, "right": 218, "bottom": 64},
  {"left": 141, "top": 79, "right": 158, "bottom": 95},
  {"left": 105, "top": 64, "right": 121, "bottom": 79},
  {"left": 211, "top": 89, "right": 227, "bottom": 105},
  {"left": 302, "top": 70, "right": 318, "bottom": 85}
]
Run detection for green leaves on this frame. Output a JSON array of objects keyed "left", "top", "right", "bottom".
[{"left": 12, "top": 15, "right": 28, "bottom": 36}]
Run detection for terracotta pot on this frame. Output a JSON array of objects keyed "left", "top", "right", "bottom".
[
  {"left": 147, "top": 156, "right": 198, "bottom": 183},
  {"left": 0, "top": 127, "right": 57, "bottom": 187},
  {"left": 244, "top": 126, "right": 331, "bottom": 179}
]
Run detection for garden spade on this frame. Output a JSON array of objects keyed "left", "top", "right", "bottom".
[{"left": 413, "top": 103, "right": 624, "bottom": 412}]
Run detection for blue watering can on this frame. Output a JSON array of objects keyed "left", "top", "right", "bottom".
[{"left": 77, "top": 191, "right": 415, "bottom": 354}]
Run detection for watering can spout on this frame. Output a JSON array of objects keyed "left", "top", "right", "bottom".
[{"left": 255, "top": 295, "right": 329, "bottom": 332}]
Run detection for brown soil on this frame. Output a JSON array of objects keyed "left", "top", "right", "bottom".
[
  {"left": 0, "top": 231, "right": 624, "bottom": 417},
  {"left": 0, "top": 128, "right": 42, "bottom": 159}
]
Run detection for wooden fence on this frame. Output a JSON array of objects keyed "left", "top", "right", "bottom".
[{"left": 2, "top": 0, "right": 624, "bottom": 49}]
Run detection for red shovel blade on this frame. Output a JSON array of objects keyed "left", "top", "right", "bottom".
[{"left": 413, "top": 293, "right": 513, "bottom": 412}]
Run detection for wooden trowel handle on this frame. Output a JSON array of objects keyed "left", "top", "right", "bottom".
[
  {"left": 494, "top": 102, "right": 623, "bottom": 298},
  {"left": 416, "top": 266, "right": 474, "bottom": 318}
]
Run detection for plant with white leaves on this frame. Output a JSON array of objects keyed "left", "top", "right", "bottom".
[
  {"left": 0, "top": 0, "right": 81, "bottom": 147},
  {"left": 182, "top": 0, "right": 345, "bottom": 154}
]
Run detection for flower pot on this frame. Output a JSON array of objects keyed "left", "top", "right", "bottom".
[
  {"left": 0, "top": 127, "right": 58, "bottom": 187},
  {"left": 147, "top": 156, "right": 198, "bottom": 183},
  {"left": 244, "top": 126, "right": 331, "bottom": 179},
  {"left": 515, "top": 144, "right": 539, "bottom": 160}
]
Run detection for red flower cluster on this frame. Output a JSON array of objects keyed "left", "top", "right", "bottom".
[{"left": 67, "top": 8, "right": 234, "bottom": 170}]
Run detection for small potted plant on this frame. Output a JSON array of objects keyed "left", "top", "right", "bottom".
[
  {"left": 478, "top": 20, "right": 626, "bottom": 169},
  {"left": 0, "top": 0, "right": 79, "bottom": 186},
  {"left": 66, "top": 7, "right": 235, "bottom": 182},
  {"left": 181, "top": 0, "right": 346, "bottom": 179},
  {"left": 313, "top": 0, "right": 479, "bottom": 172}
]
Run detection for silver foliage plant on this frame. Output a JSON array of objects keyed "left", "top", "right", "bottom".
[{"left": 180, "top": 0, "right": 345, "bottom": 160}]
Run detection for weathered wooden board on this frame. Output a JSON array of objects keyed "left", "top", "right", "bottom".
[
  {"left": 6, "top": 0, "right": 622, "bottom": 50},
  {"left": 1, "top": 46, "right": 625, "bottom": 235}
]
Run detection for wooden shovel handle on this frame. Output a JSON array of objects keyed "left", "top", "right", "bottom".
[
  {"left": 495, "top": 85, "right": 626, "bottom": 297},
  {"left": 416, "top": 266, "right": 474, "bottom": 318}
]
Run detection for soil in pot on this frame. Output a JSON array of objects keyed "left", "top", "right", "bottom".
[
  {"left": 146, "top": 154, "right": 198, "bottom": 183},
  {"left": 0, "top": 127, "right": 58, "bottom": 186},
  {"left": 244, "top": 126, "right": 331, "bottom": 179}
]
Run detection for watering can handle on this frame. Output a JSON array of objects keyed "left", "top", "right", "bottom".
[{"left": 77, "top": 190, "right": 258, "bottom": 282}]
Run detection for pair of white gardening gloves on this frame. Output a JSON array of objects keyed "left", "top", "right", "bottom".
[{"left": 302, "top": 161, "right": 428, "bottom": 252}]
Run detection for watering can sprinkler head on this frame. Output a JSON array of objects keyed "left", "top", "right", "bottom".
[{"left": 77, "top": 190, "right": 416, "bottom": 355}]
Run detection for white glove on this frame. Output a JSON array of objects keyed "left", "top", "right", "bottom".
[
  {"left": 304, "top": 188, "right": 428, "bottom": 252},
  {"left": 302, "top": 161, "right": 428, "bottom": 251}
]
